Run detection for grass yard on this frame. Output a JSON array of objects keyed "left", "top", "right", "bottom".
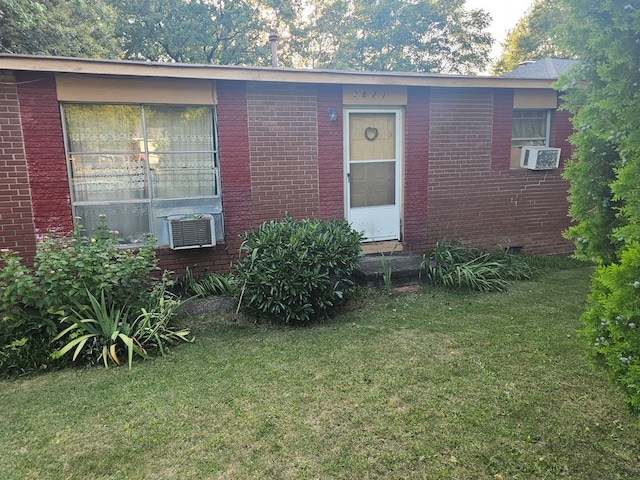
[{"left": 1, "top": 261, "right": 639, "bottom": 479}]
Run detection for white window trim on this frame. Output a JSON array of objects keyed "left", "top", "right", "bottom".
[
  {"left": 511, "top": 109, "right": 551, "bottom": 147},
  {"left": 61, "top": 103, "right": 223, "bottom": 246}
]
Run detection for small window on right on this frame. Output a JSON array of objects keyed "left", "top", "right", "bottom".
[
  {"left": 512, "top": 109, "right": 550, "bottom": 147},
  {"left": 511, "top": 109, "right": 551, "bottom": 168}
]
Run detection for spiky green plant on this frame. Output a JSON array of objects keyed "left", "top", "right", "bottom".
[
  {"left": 423, "top": 240, "right": 533, "bottom": 292},
  {"left": 52, "top": 288, "right": 147, "bottom": 369}
]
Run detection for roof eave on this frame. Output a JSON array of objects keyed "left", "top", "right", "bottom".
[{"left": 0, "top": 54, "right": 556, "bottom": 89}]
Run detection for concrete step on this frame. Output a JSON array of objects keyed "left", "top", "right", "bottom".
[{"left": 352, "top": 254, "right": 426, "bottom": 288}]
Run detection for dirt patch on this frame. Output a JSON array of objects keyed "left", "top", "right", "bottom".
[{"left": 176, "top": 295, "right": 236, "bottom": 317}]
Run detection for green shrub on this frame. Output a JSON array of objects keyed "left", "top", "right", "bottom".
[
  {"left": 0, "top": 217, "right": 169, "bottom": 375},
  {"left": 423, "top": 240, "right": 533, "bottom": 292},
  {"left": 580, "top": 242, "right": 640, "bottom": 411},
  {"left": 1, "top": 249, "right": 63, "bottom": 376},
  {"left": 235, "top": 215, "right": 363, "bottom": 323},
  {"left": 34, "top": 219, "right": 159, "bottom": 313}
]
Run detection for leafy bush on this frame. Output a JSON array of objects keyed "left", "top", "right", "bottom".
[
  {"left": 235, "top": 215, "right": 363, "bottom": 323},
  {"left": 423, "top": 240, "right": 533, "bottom": 292},
  {"left": 34, "top": 220, "right": 159, "bottom": 313},
  {"left": 1, "top": 249, "right": 64, "bottom": 375},
  {"left": 0, "top": 217, "right": 173, "bottom": 375},
  {"left": 580, "top": 242, "right": 640, "bottom": 411}
]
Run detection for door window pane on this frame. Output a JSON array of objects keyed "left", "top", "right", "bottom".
[
  {"left": 349, "top": 112, "right": 396, "bottom": 161},
  {"left": 350, "top": 161, "right": 395, "bottom": 207}
]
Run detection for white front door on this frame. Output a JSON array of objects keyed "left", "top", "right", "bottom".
[{"left": 345, "top": 109, "right": 402, "bottom": 242}]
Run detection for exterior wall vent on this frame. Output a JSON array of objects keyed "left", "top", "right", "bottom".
[
  {"left": 167, "top": 214, "right": 216, "bottom": 250},
  {"left": 520, "top": 147, "right": 561, "bottom": 170}
]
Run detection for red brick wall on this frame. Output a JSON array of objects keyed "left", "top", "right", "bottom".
[
  {"left": 426, "top": 87, "right": 573, "bottom": 255},
  {"left": 16, "top": 72, "right": 72, "bottom": 236},
  {"left": 402, "top": 87, "right": 430, "bottom": 252},
  {"left": 491, "top": 89, "right": 514, "bottom": 171},
  {"left": 246, "top": 82, "right": 319, "bottom": 223},
  {"left": 2, "top": 73, "right": 577, "bottom": 276},
  {"left": 316, "top": 85, "right": 344, "bottom": 219},
  {"left": 550, "top": 102, "right": 573, "bottom": 165},
  {"left": 0, "top": 75, "right": 37, "bottom": 262}
]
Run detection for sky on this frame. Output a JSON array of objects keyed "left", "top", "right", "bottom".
[{"left": 464, "top": 0, "right": 537, "bottom": 62}]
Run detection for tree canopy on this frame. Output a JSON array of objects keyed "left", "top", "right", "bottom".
[
  {"left": 559, "top": 0, "right": 640, "bottom": 263},
  {"left": 492, "top": 0, "right": 573, "bottom": 75},
  {"left": 295, "top": 0, "right": 492, "bottom": 73},
  {"left": 1, "top": 0, "right": 493, "bottom": 74},
  {"left": 0, "top": 0, "right": 121, "bottom": 58}
]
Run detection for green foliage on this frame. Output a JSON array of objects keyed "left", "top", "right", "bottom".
[
  {"left": 2, "top": 0, "right": 493, "bottom": 74},
  {"left": 0, "top": 0, "right": 120, "bottom": 57},
  {"left": 0, "top": 217, "right": 167, "bottom": 375},
  {"left": 34, "top": 220, "right": 160, "bottom": 314},
  {"left": 558, "top": 0, "right": 640, "bottom": 263},
  {"left": 235, "top": 215, "right": 363, "bottom": 323},
  {"left": 493, "top": 0, "right": 572, "bottom": 74},
  {"left": 556, "top": 0, "right": 640, "bottom": 415},
  {"left": 380, "top": 251, "right": 394, "bottom": 295},
  {"left": 423, "top": 240, "right": 533, "bottom": 292},
  {"left": 0, "top": 248, "right": 62, "bottom": 376},
  {"left": 52, "top": 288, "right": 146, "bottom": 369},
  {"left": 580, "top": 242, "right": 640, "bottom": 411},
  {"left": 562, "top": 129, "right": 622, "bottom": 264},
  {"left": 176, "top": 267, "right": 237, "bottom": 298},
  {"left": 299, "top": 0, "right": 492, "bottom": 73},
  {"left": 111, "top": 0, "right": 272, "bottom": 65}
]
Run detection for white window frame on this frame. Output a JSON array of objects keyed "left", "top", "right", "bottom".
[
  {"left": 61, "top": 103, "right": 223, "bottom": 246},
  {"left": 511, "top": 109, "right": 551, "bottom": 147}
]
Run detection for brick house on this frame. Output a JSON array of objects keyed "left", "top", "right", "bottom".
[{"left": 0, "top": 55, "right": 575, "bottom": 275}]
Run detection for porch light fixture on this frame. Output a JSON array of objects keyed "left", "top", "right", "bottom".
[{"left": 327, "top": 108, "right": 338, "bottom": 121}]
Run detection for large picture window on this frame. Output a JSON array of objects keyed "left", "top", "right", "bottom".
[
  {"left": 62, "top": 104, "right": 221, "bottom": 245},
  {"left": 511, "top": 109, "right": 550, "bottom": 147}
]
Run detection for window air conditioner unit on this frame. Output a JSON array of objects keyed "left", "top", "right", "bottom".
[
  {"left": 520, "top": 147, "right": 561, "bottom": 170},
  {"left": 168, "top": 214, "right": 216, "bottom": 250}
]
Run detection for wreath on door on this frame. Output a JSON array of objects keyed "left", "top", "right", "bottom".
[{"left": 364, "top": 127, "right": 378, "bottom": 141}]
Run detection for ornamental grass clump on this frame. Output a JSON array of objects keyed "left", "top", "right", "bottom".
[
  {"left": 423, "top": 239, "right": 533, "bottom": 292},
  {"left": 52, "top": 285, "right": 191, "bottom": 369},
  {"left": 235, "top": 215, "right": 363, "bottom": 323},
  {"left": 175, "top": 267, "right": 237, "bottom": 298}
]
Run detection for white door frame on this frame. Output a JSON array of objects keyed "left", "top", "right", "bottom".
[{"left": 344, "top": 108, "right": 403, "bottom": 242}]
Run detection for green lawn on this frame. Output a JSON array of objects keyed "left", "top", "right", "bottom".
[{"left": 1, "top": 263, "right": 639, "bottom": 479}]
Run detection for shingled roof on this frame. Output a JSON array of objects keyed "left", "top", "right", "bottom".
[{"left": 502, "top": 58, "right": 579, "bottom": 80}]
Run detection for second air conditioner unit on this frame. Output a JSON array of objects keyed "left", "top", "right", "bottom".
[{"left": 520, "top": 147, "right": 561, "bottom": 170}]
